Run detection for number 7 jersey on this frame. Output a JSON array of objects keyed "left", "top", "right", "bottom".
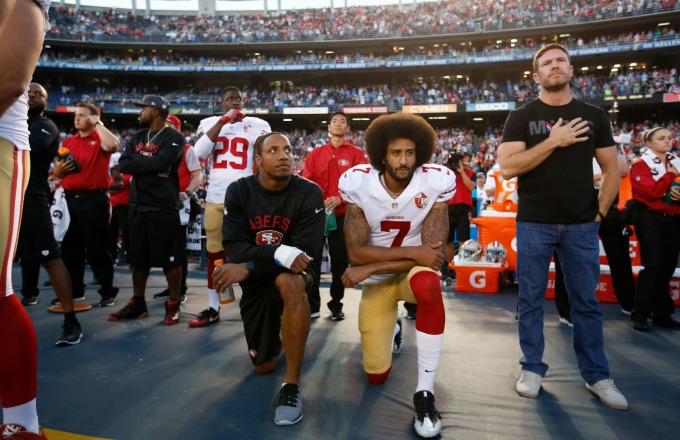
[
  {"left": 339, "top": 163, "right": 456, "bottom": 284},
  {"left": 195, "top": 116, "right": 271, "bottom": 204}
]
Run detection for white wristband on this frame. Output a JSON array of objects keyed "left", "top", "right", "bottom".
[{"left": 274, "top": 244, "right": 307, "bottom": 269}]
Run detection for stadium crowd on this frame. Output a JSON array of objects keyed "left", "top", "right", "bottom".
[
  {"left": 42, "top": 66, "right": 678, "bottom": 112},
  {"left": 45, "top": 0, "right": 679, "bottom": 43},
  {"left": 41, "top": 27, "right": 679, "bottom": 68}
]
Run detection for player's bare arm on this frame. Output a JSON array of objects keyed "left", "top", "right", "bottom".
[
  {"left": 594, "top": 145, "right": 621, "bottom": 220},
  {"left": 498, "top": 118, "right": 590, "bottom": 179},
  {"left": 203, "top": 120, "right": 224, "bottom": 143},
  {"left": 421, "top": 201, "right": 448, "bottom": 266}
]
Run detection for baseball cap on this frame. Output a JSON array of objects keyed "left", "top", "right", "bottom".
[
  {"left": 133, "top": 95, "right": 170, "bottom": 111},
  {"left": 458, "top": 147, "right": 473, "bottom": 157},
  {"left": 166, "top": 114, "right": 182, "bottom": 130},
  {"left": 476, "top": 172, "right": 486, "bottom": 179}
]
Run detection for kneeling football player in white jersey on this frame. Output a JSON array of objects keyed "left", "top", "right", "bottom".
[{"left": 338, "top": 113, "right": 456, "bottom": 438}]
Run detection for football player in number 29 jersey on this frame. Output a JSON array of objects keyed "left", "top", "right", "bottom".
[
  {"left": 191, "top": 87, "right": 271, "bottom": 328},
  {"left": 338, "top": 113, "right": 455, "bottom": 439}
]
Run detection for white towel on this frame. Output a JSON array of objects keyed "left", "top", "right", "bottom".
[{"left": 640, "top": 148, "right": 680, "bottom": 181}]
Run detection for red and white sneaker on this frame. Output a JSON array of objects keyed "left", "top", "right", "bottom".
[
  {"left": 0, "top": 424, "right": 48, "bottom": 439},
  {"left": 163, "top": 299, "right": 181, "bottom": 325},
  {"left": 188, "top": 308, "right": 220, "bottom": 328},
  {"left": 108, "top": 297, "right": 149, "bottom": 321}
]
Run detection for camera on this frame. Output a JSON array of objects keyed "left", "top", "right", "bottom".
[{"left": 445, "top": 152, "right": 464, "bottom": 171}]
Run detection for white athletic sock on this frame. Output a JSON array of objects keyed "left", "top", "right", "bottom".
[
  {"left": 415, "top": 331, "right": 444, "bottom": 394},
  {"left": 3, "top": 398, "right": 39, "bottom": 434},
  {"left": 208, "top": 289, "right": 220, "bottom": 312}
]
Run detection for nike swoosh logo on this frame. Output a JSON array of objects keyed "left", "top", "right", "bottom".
[
  {"left": 41, "top": 128, "right": 51, "bottom": 135},
  {"left": 315, "top": 208, "right": 324, "bottom": 214},
  {"left": 425, "top": 369, "right": 437, "bottom": 373},
  {"left": 172, "top": 143, "right": 180, "bottom": 146}
]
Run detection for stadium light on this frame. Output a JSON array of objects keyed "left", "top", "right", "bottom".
[
  {"left": 473, "top": 118, "right": 483, "bottom": 121},
  {"left": 283, "top": 119, "right": 292, "bottom": 122},
  {"left": 658, "top": 22, "right": 670, "bottom": 26}
]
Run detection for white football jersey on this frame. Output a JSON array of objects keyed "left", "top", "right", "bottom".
[
  {"left": 195, "top": 116, "right": 271, "bottom": 204},
  {"left": 339, "top": 163, "right": 456, "bottom": 284}
]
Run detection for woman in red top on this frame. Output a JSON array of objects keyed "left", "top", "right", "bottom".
[{"left": 629, "top": 127, "right": 680, "bottom": 331}]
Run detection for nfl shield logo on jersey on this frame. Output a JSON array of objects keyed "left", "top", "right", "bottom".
[{"left": 415, "top": 192, "right": 429, "bottom": 209}]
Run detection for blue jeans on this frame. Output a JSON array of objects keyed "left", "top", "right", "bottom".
[{"left": 516, "top": 221, "right": 610, "bottom": 384}]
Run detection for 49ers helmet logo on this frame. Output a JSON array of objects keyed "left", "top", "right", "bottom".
[
  {"left": 415, "top": 192, "right": 428, "bottom": 209},
  {"left": 256, "top": 230, "right": 283, "bottom": 245},
  {"left": 338, "top": 159, "right": 350, "bottom": 166}
]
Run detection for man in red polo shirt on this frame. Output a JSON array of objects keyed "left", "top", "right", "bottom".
[
  {"left": 302, "top": 111, "right": 366, "bottom": 320},
  {"left": 444, "top": 147, "right": 476, "bottom": 265},
  {"left": 53, "top": 102, "right": 120, "bottom": 307}
]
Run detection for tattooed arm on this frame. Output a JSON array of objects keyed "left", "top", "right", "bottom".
[
  {"left": 422, "top": 202, "right": 448, "bottom": 256},
  {"left": 341, "top": 202, "right": 446, "bottom": 286}
]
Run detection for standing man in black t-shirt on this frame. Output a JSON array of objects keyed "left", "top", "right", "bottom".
[
  {"left": 110, "top": 95, "right": 185, "bottom": 325},
  {"left": 212, "top": 132, "right": 325, "bottom": 426},
  {"left": 498, "top": 44, "right": 628, "bottom": 410},
  {"left": 17, "top": 83, "right": 83, "bottom": 346}
]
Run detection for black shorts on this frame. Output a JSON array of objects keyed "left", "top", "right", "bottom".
[
  {"left": 128, "top": 207, "right": 185, "bottom": 269},
  {"left": 240, "top": 269, "right": 314, "bottom": 365},
  {"left": 17, "top": 203, "right": 60, "bottom": 263}
]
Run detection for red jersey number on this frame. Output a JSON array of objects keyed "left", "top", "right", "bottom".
[
  {"left": 380, "top": 220, "right": 411, "bottom": 247},
  {"left": 214, "top": 136, "right": 249, "bottom": 170}
]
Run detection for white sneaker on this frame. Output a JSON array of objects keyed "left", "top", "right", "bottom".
[
  {"left": 392, "top": 311, "right": 404, "bottom": 354},
  {"left": 586, "top": 378, "right": 629, "bottom": 410},
  {"left": 516, "top": 370, "right": 542, "bottom": 398},
  {"left": 559, "top": 316, "right": 573, "bottom": 327}
]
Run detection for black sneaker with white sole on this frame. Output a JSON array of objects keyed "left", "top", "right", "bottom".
[
  {"left": 56, "top": 320, "right": 82, "bottom": 346},
  {"left": 52, "top": 295, "right": 85, "bottom": 306},
  {"left": 21, "top": 296, "right": 38, "bottom": 306}
]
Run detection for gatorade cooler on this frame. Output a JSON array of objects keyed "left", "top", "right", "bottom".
[
  {"left": 473, "top": 211, "right": 517, "bottom": 271},
  {"left": 450, "top": 256, "right": 505, "bottom": 294}
]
